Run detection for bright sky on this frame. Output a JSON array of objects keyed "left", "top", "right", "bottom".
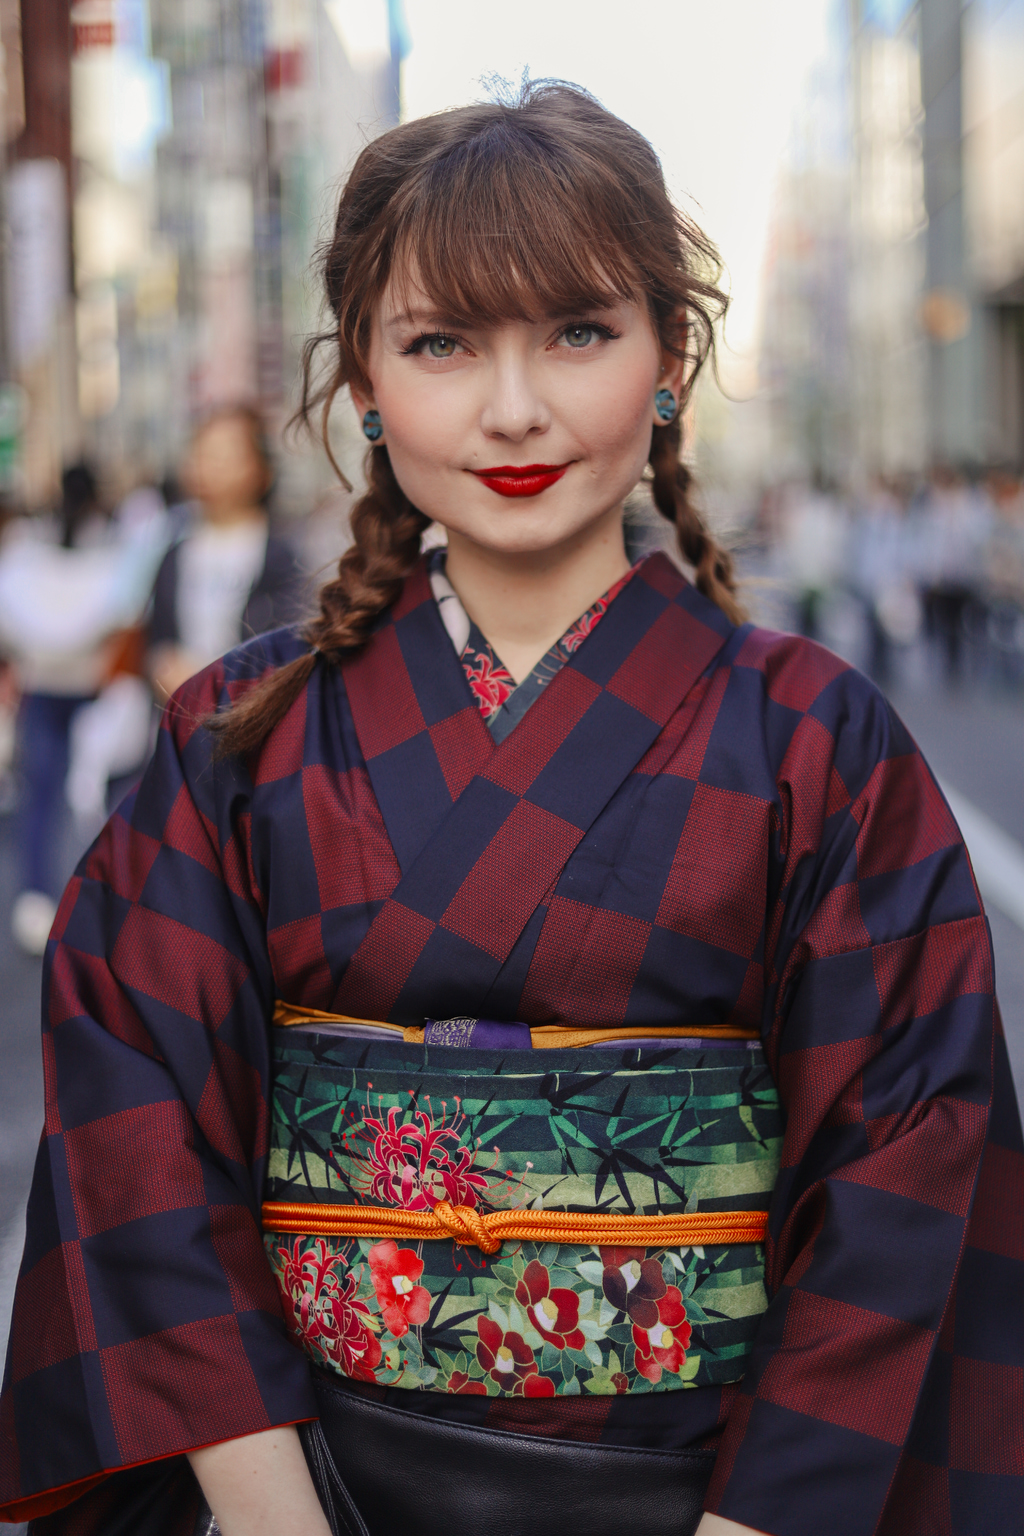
[{"left": 402, "top": 0, "right": 835, "bottom": 383}]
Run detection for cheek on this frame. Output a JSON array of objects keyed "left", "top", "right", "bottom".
[
  {"left": 375, "top": 383, "right": 465, "bottom": 471},
  {"left": 563, "top": 355, "right": 654, "bottom": 460}
]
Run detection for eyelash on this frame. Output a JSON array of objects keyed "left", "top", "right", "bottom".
[
  {"left": 400, "top": 321, "right": 622, "bottom": 356},
  {"left": 558, "top": 321, "right": 621, "bottom": 345}
]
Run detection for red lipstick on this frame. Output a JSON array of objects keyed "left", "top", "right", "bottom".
[{"left": 471, "top": 463, "right": 571, "bottom": 498}]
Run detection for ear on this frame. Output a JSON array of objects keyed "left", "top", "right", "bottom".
[
  {"left": 350, "top": 384, "right": 375, "bottom": 423},
  {"left": 657, "top": 313, "right": 687, "bottom": 403}
]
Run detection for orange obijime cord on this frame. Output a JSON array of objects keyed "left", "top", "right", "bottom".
[{"left": 261, "top": 1199, "right": 768, "bottom": 1256}]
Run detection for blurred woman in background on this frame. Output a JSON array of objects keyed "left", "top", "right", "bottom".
[
  {"left": 147, "top": 405, "right": 305, "bottom": 702},
  {"left": 0, "top": 463, "right": 164, "bottom": 953}
]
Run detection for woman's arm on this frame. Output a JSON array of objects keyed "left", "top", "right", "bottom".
[
  {"left": 188, "top": 1427, "right": 332, "bottom": 1536},
  {"left": 702, "top": 661, "right": 1004, "bottom": 1532}
]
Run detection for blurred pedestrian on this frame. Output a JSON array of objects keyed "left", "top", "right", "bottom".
[
  {"left": 914, "top": 465, "right": 992, "bottom": 682},
  {"left": 850, "top": 475, "right": 921, "bottom": 685},
  {"left": 147, "top": 406, "right": 306, "bottom": 702},
  {"left": 777, "top": 476, "right": 847, "bottom": 639},
  {"left": 981, "top": 467, "right": 1024, "bottom": 684},
  {"left": 0, "top": 464, "right": 168, "bottom": 953}
]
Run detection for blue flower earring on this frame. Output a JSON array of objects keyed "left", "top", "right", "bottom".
[
  {"left": 654, "top": 389, "right": 677, "bottom": 424},
  {"left": 362, "top": 409, "right": 383, "bottom": 442}
]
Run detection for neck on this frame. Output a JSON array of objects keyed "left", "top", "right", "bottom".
[
  {"left": 201, "top": 501, "right": 267, "bottom": 528},
  {"left": 443, "top": 506, "right": 630, "bottom": 684}
]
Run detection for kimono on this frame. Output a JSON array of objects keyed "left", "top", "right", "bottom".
[{"left": 1, "top": 550, "right": 1021, "bottom": 1536}]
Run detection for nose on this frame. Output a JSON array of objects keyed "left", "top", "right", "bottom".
[{"left": 478, "top": 348, "right": 551, "bottom": 442}]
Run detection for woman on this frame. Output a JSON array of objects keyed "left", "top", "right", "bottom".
[
  {"left": 2, "top": 84, "right": 1021, "bottom": 1536},
  {"left": 147, "top": 405, "right": 305, "bottom": 704}
]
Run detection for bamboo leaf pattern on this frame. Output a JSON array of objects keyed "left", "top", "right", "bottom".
[{"left": 266, "top": 1035, "right": 782, "bottom": 1396}]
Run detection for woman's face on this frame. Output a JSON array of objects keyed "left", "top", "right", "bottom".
[
  {"left": 187, "top": 415, "right": 269, "bottom": 518},
  {"left": 354, "top": 272, "right": 685, "bottom": 559}
]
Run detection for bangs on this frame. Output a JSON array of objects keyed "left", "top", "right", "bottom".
[
  {"left": 321, "top": 82, "right": 725, "bottom": 406},
  {"left": 382, "top": 119, "right": 648, "bottom": 330}
]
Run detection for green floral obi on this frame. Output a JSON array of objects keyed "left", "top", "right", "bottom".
[{"left": 263, "top": 1032, "right": 782, "bottom": 1399}]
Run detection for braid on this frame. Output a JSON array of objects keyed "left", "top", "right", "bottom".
[
  {"left": 309, "top": 447, "right": 429, "bottom": 657},
  {"left": 648, "top": 420, "right": 745, "bottom": 626},
  {"left": 206, "top": 446, "right": 429, "bottom": 759}
]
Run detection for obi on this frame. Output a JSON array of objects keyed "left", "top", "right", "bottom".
[{"left": 262, "top": 1015, "right": 782, "bottom": 1400}]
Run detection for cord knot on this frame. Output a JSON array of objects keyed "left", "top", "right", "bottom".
[{"left": 431, "top": 1200, "right": 501, "bottom": 1254}]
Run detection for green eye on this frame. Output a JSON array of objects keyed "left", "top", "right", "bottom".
[
  {"left": 563, "top": 325, "right": 595, "bottom": 348},
  {"left": 427, "top": 334, "right": 458, "bottom": 358}
]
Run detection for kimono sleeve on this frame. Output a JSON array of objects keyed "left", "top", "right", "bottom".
[
  {"left": 704, "top": 660, "right": 1023, "bottom": 1536},
  {"left": 0, "top": 661, "right": 317, "bottom": 1527}
]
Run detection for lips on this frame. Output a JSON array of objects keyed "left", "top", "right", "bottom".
[{"left": 471, "top": 463, "right": 571, "bottom": 498}]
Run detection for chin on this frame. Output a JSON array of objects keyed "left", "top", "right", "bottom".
[{"left": 457, "top": 520, "right": 593, "bottom": 558}]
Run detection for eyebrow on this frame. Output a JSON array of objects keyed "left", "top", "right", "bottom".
[
  {"left": 382, "top": 309, "right": 458, "bottom": 332},
  {"left": 382, "top": 302, "right": 627, "bottom": 333}
]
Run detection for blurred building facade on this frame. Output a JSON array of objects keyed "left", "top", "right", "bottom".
[
  {"left": 966, "top": 0, "right": 1024, "bottom": 466},
  {"left": 1, "top": 2, "right": 1023, "bottom": 506},
  {"left": 761, "top": 0, "right": 1024, "bottom": 487},
  {"left": 0, "top": 0, "right": 404, "bottom": 511}
]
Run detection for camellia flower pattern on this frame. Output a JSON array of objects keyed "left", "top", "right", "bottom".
[
  {"left": 367, "top": 1240, "right": 431, "bottom": 1338},
  {"left": 599, "top": 1246, "right": 668, "bottom": 1329},
  {"left": 632, "top": 1285, "right": 693, "bottom": 1386},
  {"left": 447, "top": 1369, "right": 487, "bottom": 1395},
  {"left": 476, "top": 1316, "right": 556, "bottom": 1396},
  {"left": 515, "top": 1259, "right": 586, "bottom": 1350}
]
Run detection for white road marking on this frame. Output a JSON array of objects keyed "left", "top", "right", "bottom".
[{"left": 941, "top": 781, "right": 1024, "bottom": 934}]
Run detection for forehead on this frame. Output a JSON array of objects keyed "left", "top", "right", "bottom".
[
  {"left": 193, "top": 416, "right": 258, "bottom": 455},
  {"left": 375, "top": 252, "right": 639, "bottom": 333}
]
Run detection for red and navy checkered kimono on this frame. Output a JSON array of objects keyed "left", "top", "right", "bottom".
[{"left": 1, "top": 553, "right": 1021, "bottom": 1535}]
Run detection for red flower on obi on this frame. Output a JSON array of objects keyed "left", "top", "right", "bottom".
[
  {"left": 360, "top": 1102, "right": 491, "bottom": 1211},
  {"left": 367, "top": 1240, "right": 431, "bottom": 1338},
  {"left": 275, "top": 1236, "right": 382, "bottom": 1382},
  {"left": 632, "top": 1285, "right": 692, "bottom": 1385},
  {"left": 476, "top": 1315, "right": 556, "bottom": 1396},
  {"left": 448, "top": 1369, "right": 487, "bottom": 1395},
  {"left": 463, "top": 649, "right": 516, "bottom": 716},
  {"left": 514, "top": 1259, "right": 585, "bottom": 1350},
  {"left": 600, "top": 1245, "right": 668, "bottom": 1329}
]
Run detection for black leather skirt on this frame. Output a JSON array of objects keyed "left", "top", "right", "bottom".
[
  {"left": 195, "top": 1374, "right": 716, "bottom": 1536},
  {"left": 301, "top": 1373, "right": 715, "bottom": 1536}
]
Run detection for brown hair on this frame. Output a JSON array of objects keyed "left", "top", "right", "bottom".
[{"left": 209, "top": 80, "right": 741, "bottom": 758}]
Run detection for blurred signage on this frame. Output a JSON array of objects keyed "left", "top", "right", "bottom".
[
  {"left": 265, "top": 0, "right": 311, "bottom": 91},
  {"left": 71, "top": 1, "right": 115, "bottom": 52},
  {"left": 5, "top": 159, "right": 68, "bottom": 366}
]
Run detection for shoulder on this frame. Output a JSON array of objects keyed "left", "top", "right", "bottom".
[
  {"left": 254, "top": 528, "right": 305, "bottom": 590},
  {"left": 729, "top": 625, "right": 853, "bottom": 711},
  {"left": 164, "top": 626, "right": 311, "bottom": 744},
  {"left": 222, "top": 624, "right": 310, "bottom": 679},
  {"left": 730, "top": 625, "right": 891, "bottom": 723},
  {"left": 723, "top": 625, "right": 913, "bottom": 802}
]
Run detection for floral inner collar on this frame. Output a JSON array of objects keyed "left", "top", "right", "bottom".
[{"left": 426, "top": 548, "right": 639, "bottom": 744}]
